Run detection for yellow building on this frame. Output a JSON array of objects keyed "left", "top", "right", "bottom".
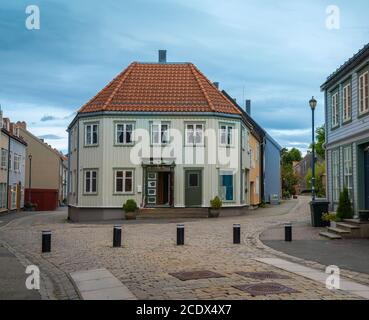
[{"left": 249, "top": 133, "right": 261, "bottom": 206}]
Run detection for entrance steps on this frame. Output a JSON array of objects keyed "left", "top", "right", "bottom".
[
  {"left": 137, "top": 207, "right": 209, "bottom": 219},
  {"left": 319, "top": 219, "right": 369, "bottom": 239}
]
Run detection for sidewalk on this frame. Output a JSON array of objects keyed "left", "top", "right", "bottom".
[{"left": 0, "top": 244, "right": 40, "bottom": 300}]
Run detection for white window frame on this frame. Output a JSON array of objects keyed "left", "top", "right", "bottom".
[
  {"left": 219, "top": 124, "right": 234, "bottom": 146},
  {"left": 332, "top": 150, "right": 340, "bottom": 202},
  {"left": 84, "top": 169, "right": 98, "bottom": 194},
  {"left": 0, "top": 183, "right": 6, "bottom": 208},
  {"left": 151, "top": 122, "right": 169, "bottom": 145},
  {"left": 1, "top": 149, "right": 7, "bottom": 169},
  {"left": 11, "top": 185, "right": 16, "bottom": 209},
  {"left": 14, "top": 154, "right": 20, "bottom": 172},
  {"left": 185, "top": 123, "right": 204, "bottom": 145},
  {"left": 359, "top": 71, "right": 369, "bottom": 115},
  {"left": 8, "top": 152, "right": 12, "bottom": 171},
  {"left": 343, "top": 83, "right": 352, "bottom": 122},
  {"left": 85, "top": 123, "right": 99, "bottom": 146},
  {"left": 343, "top": 146, "right": 353, "bottom": 200},
  {"left": 114, "top": 169, "right": 134, "bottom": 194},
  {"left": 331, "top": 92, "right": 339, "bottom": 128},
  {"left": 115, "top": 122, "right": 135, "bottom": 145}
]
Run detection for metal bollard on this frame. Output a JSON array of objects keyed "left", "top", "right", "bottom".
[
  {"left": 285, "top": 224, "right": 292, "bottom": 242},
  {"left": 233, "top": 224, "right": 241, "bottom": 244},
  {"left": 177, "top": 224, "right": 184, "bottom": 245},
  {"left": 113, "top": 225, "right": 122, "bottom": 247},
  {"left": 42, "top": 231, "right": 51, "bottom": 253}
]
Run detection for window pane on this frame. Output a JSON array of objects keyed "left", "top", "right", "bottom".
[
  {"left": 86, "top": 126, "right": 91, "bottom": 144},
  {"left": 161, "top": 124, "right": 168, "bottom": 143},
  {"left": 86, "top": 175, "right": 90, "bottom": 192},
  {"left": 125, "top": 171, "right": 132, "bottom": 178},
  {"left": 92, "top": 125, "right": 98, "bottom": 144},
  {"left": 189, "top": 173, "right": 199, "bottom": 187},
  {"left": 125, "top": 178, "right": 132, "bottom": 192},
  {"left": 116, "top": 178, "right": 123, "bottom": 192},
  {"left": 116, "top": 171, "right": 123, "bottom": 178}
]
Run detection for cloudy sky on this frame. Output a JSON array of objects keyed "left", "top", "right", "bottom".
[{"left": 1, "top": 0, "right": 368, "bottom": 154}]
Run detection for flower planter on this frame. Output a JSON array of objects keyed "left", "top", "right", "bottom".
[
  {"left": 124, "top": 210, "right": 138, "bottom": 220},
  {"left": 208, "top": 208, "right": 220, "bottom": 218}
]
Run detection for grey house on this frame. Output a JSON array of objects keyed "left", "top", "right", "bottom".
[{"left": 321, "top": 43, "right": 369, "bottom": 214}]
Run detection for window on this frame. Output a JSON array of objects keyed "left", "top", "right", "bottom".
[
  {"left": 1, "top": 149, "right": 7, "bottom": 169},
  {"left": 220, "top": 124, "right": 233, "bottom": 146},
  {"left": 14, "top": 154, "right": 20, "bottom": 172},
  {"left": 0, "top": 183, "right": 6, "bottom": 208},
  {"left": 220, "top": 170, "right": 234, "bottom": 201},
  {"left": 343, "top": 83, "right": 352, "bottom": 122},
  {"left": 8, "top": 152, "right": 12, "bottom": 171},
  {"left": 188, "top": 173, "right": 199, "bottom": 187},
  {"left": 85, "top": 124, "right": 98, "bottom": 146},
  {"left": 255, "top": 176, "right": 260, "bottom": 195},
  {"left": 115, "top": 170, "right": 133, "bottom": 193},
  {"left": 11, "top": 185, "right": 16, "bottom": 209},
  {"left": 186, "top": 124, "right": 204, "bottom": 145},
  {"left": 84, "top": 170, "right": 97, "bottom": 193},
  {"left": 116, "top": 123, "right": 134, "bottom": 145},
  {"left": 151, "top": 123, "right": 169, "bottom": 145},
  {"left": 331, "top": 92, "right": 339, "bottom": 127},
  {"left": 256, "top": 144, "right": 260, "bottom": 163},
  {"left": 343, "top": 146, "right": 353, "bottom": 200},
  {"left": 332, "top": 150, "right": 340, "bottom": 202},
  {"left": 359, "top": 71, "right": 369, "bottom": 115}
]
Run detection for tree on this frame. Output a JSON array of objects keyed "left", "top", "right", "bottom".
[
  {"left": 309, "top": 125, "right": 325, "bottom": 160},
  {"left": 281, "top": 147, "right": 302, "bottom": 165},
  {"left": 336, "top": 188, "right": 354, "bottom": 220},
  {"left": 305, "top": 161, "right": 326, "bottom": 197},
  {"left": 282, "top": 164, "right": 298, "bottom": 197}
]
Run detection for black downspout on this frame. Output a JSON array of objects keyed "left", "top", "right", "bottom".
[{"left": 6, "top": 137, "right": 10, "bottom": 211}]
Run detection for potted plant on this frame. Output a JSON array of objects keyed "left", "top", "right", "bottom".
[
  {"left": 336, "top": 188, "right": 354, "bottom": 221},
  {"left": 322, "top": 212, "right": 338, "bottom": 228},
  {"left": 208, "top": 196, "right": 222, "bottom": 218},
  {"left": 123, "top": 199, "right": 138, "bottom": 220}
]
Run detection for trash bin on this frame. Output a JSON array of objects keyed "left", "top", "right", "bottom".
[{"left": 310, "top": 199, "right": 330, "bottom": 227}]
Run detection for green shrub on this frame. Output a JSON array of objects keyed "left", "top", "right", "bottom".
[
  {"left": 322, "top": 212, "right": 338, "bottom": 222},
  {"left": 210, "top": 196, "right": 222, "bottom": 209},
  {"left": 123, "top": 199, "right": 138, "bottom": 212},
  {"left": 336, "top": 188, "right": 354, "bottom": 220}
]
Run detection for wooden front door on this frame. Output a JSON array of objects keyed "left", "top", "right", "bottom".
[
  {"left": 365, "top": 149, "right": 369, "bottom": 209},
  {"left": 185, "top": 170, "right": 202, "bottom": 207}
]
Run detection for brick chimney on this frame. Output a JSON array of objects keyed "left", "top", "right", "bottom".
[
  {"left": 158, "top": 50, "right": 167, "bottom": 63},
  {"left": 16, "top": 121, "right": 27, "bottom": 130}
]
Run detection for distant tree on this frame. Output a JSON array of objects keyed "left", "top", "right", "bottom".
[
  {"left": 281, "top": 147, "right": 302, "bottom": 165},
  {"left": 282, "top": 164, "right": 298, "bottom": 197},
  {"left": 305, "top": 161, "right": 326, "bottom": 197},
  {"left": 309, "top": 125, "right": 325, "bottom": 160}
]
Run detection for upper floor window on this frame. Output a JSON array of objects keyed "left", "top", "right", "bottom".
[
  {"left": 85, "top": 123, "right": 98, "bottom": 146},
  {"left": 331, "top": 92, "right": 339, "bottom": 128},
  {"left": 359, "top": 71, "right": 369, "bottom": 115},
  {"left": 343, "top": 83, "right": 352, "bottom": 122},
  {"left": 220, "top": 124, "right": 233, "bottom": 146},
  {"left": 0, "top": 149, "right": 7, "bottom": 169},
  {"left": 84, "top": 169, "right": 97, "bottom": 194},
  {"left": 14, "top": 154, "right": 20, "bottom": 172},
  {"left": 151, "top": 122, "right": 169, "bottom": 145},
  {"left": 186, "top": 123, "right": 204, "bottom": 145},
  {"left": 116, "top": 123, "right": 134, "bottom": 145}
]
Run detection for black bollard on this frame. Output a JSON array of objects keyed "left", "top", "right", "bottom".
[
  {"left": 233, "top": 224, "right": 241, "bottom": 244},
  {"left": 113, "top": 225, "right": 122, "bottom": 247},
  {"left": 177, "top": 224, "right": 184, "bottom": 245},
  {"left": 42, "top": 231, "right": 51, "bottom": 253},
  {"left": 285, "top": 224, "right": 292, "bottom": 242}
]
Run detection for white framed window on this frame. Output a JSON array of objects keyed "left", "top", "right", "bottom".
[
  {"left": 116, "top": 123, "right": 134, "bottom": 145},
  {"left": 186, "top": 123, "right": 204, "bottom": 145},
  {"left": 332, "top": 150, "right": 340, "bottom": 202},
  {"left": 0, "top": 183, "right": 6, "bottom": 208},
  {"left": 343, "top": 83, "right": 352, "bottom": 122},
  {"left": 343, "top": 146, "right": 353, "bottom": 200},
  {"left": 331, "top": 92, "right": 339, "bottom": 128},
  {"left": 14, "top": 154, "right": 20, "bottom": 172},
  {"left": 84, "top": 170, "right": 97, "bottom": 194},
  {"left": 219, "top": 124, "right": 233, "bottom": 146},
  {"left": 8, "top": 152, "right": 12, "bottom": 171},
  {"left": 1, "top": 149, "right": 7, "bottom": 169},
  {"left": 11, "top": 185, "right": 16, "bottom": 209},
  {"left": 359, "top": 71, "right": 369, "bottom": 115},
  {"left": 85, "top": 123, "right": 98, "bottom": 146},
  {"left": 151, "top": 122, "right": 169, "bottom": 145},
  {"left": 114, "top": 169, "right": 134, "bottom": 193}
]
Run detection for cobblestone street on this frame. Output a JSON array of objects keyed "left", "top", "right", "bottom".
[{"left": 0, "top": 197, "right": 366, "bottom": 300}]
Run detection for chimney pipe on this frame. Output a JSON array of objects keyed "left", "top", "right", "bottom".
[
  {"left": 245, "top": 100, "right": 251, "bottom": 115},
  {"left": 158, "top": 50, "right": 167, "bottom": 63},
  {"left": 213, "top": 82, "right": 219, "bottom": 89}
]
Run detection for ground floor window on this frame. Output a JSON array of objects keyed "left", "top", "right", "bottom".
[
  {"left": 343, "top": 146, "right": 353, "bottom": 200},
  {"left": 11, "top": 185, "right": 16, "bottom": 209},
  {"left": 84, "top": 170, "right": 97, "bottom": 194},
  {"left": 0, "top": 183, "right": 6, "bottom": 208},
  {"left": 332, "top": 150, "right": 340, "bottom": 202},
  {"left": 220, "top": 170, "right": 234, "bottom": 201},
  {"left": 115, "top": 169, "right": 133, "bottom": 193}
]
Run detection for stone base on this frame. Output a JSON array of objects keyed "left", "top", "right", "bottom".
[{"left": 68, "top": 206, "right": 124, "bottom": 222}]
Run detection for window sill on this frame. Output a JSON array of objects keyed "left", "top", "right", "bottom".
[
  {"left": 113, "top": 192, "right": 135, "bottom": 196},
  {"left": 331, "top": 125, "right": 340, "bottom": 131},
  {"left": 114, "top": 143, "right": 135, "bottom": 147},
  {"left": 84, "top": 144, "right": 99, "bottom": 148},
  {"left": 342, "top": 118, "right": 352, "bottom": 125},
  {"left": 83, "top": 193, "right": 98, "bottom": 196},
  {"left": 358, "top": 110, "right": 369, "bottom": 119}
]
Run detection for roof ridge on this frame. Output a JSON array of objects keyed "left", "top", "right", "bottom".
[
  {"left": 102, "top": 62, "right": 136, "bottom": 111},
  {"left": 189, "top": 63, "right": 216, "bottom": 112}
]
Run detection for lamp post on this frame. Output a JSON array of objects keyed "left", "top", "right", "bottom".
[
  {"left": 309, "top": 96, "right": 317, "bottom": 201},
  {"left": 28, "top": 154, "right": 32, "bottom": 205}
]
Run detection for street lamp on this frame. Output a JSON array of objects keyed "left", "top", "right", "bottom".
[
  {"left": 309, "top": 96, "right": 317, "bottom": 201},
  {"left": 28, "top": 154, "right": 32, "bottom": 205}
]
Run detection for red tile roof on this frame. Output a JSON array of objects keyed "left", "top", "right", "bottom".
[{"left": 79, "top": 62, "right": 241, "bottom": 115}]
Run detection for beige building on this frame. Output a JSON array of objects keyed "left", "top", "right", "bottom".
[{"left": 17, "top": 122, "right": 67, "bottom": 211}]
